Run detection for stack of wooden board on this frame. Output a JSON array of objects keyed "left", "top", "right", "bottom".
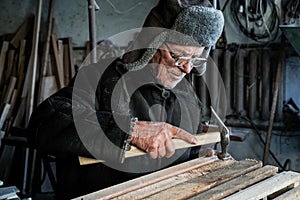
[
  {"left": 0, "top": 0, "right": 77, "bottom": 134},
  {"left": 74, "top": 156, "right": 300, "bottom": 200}
]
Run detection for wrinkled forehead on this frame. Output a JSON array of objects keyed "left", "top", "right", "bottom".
[{"left": 165, "top": 43, "right": 205, "bottom": 57}]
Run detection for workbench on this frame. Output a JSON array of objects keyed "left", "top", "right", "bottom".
[{"left": 73, "top": 156, "right": 300, "bottom": 200}]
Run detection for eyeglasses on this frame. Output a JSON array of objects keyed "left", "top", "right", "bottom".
[{"left": 164, "top": 43, "right": 207, "bottom": 68}]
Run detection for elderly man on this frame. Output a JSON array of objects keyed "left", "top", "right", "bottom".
[{"left": 28, "top": 0, "right": 224, "bottom": 199}]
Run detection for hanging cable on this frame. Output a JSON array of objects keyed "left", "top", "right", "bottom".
[{"left": 230, "top": 0, "right": 279, "bottom": 43}]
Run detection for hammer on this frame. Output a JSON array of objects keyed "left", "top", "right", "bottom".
[{"left": 210, "top": 106, "right": 231, "bottom": 160}]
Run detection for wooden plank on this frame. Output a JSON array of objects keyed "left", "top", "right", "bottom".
[
  {"left": 39, "top": 76, "right": 58, "bottom": 101},
  {"left": 144, "top": 159, "right": 262, "bottom": 200},
  {"left": 63, "top": 43, "right": 70, "bottom": 84},
  {"left": 0, "top": 104, "right": 11, "bottom": 130},
  {"left": 78, "top": 156, "right": 104, "bottom": 165},
  {"left": 223, "top": 171, "right": 300, "bottom": 200},
  {"left": 26, "top": 0, "right": 43, "bottom": 124},
  {"left": 3, "top": 76, "right": 17, "bottom": 104},
  {"left": 126, "top": 131, "right": 220, "bottom": 158},
  {"left": 115, "top": 159, "right": 236, "bottom": 200},
  {"left": 17, "top": 40, "right": 26, "bottom": 75},
  {"left": 12, "top": 99, "right": 25, "bottom": 127},
  {"left": 0, "top": 41, "right": 9, "bottom": 85},
  {"left": 74, "top": 156, "right": 220, "bottom": 200},
  {"left": 190, "top": 165, "right": 278, "bottom": 200},
  {"left": 6, "top": 89, "right": 18, "bottom": 119},
  {"left": 10, "top": 17, "right": 33, "bottom": 48},
  {"left": 5, "top": 50, "right": 15, "bottom": 83},
  {"left": 274, "top": 184, "right": 300, "bottom": 200},
  {"left": 79, "top": 131, "right": 221, "bottom": 165},
  {"left": 40, "top": 0, "right": 55, "bottom": 77},
  {"left": 38, "top": 0, "right": 55, "bottom": 104},
  {"left": 57, "top": 39, "right": 64, "bottom": 77},
  {"left": 67, "top": 37, "right": 76, "bottom": 78},
  {"left": 51, "top": 34, "right": 64, "bottom": 89}
]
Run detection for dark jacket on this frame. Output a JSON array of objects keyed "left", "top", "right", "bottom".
[{"left": 28, "top": 58, "right": 203, "bottom": 198}]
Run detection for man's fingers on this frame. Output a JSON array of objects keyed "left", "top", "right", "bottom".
[
  {"left": 147, "top": 140, "right": 159, "bottom": 159},
  {"left": 165, "top": 138, "right": 175, "bottom": 158},
  {"left": 149, "top": 150, "right": 158, "bottom": 159},
  {"left": 171, "top": 126, "right": 197, "bottom": 144},
  {"left": 158, "top": 145, "right": 166, "bottom": 158}
]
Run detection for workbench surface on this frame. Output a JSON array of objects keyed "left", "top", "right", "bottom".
[{"left": 73, "top": 156, "right": 300, "bottom": 200}]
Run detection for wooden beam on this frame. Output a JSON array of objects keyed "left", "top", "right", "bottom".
[
  {"left": 190, "top": 165, "right": 278, "bottom": 200},
  {"left": 51, "top": 34, "right": 64, "bottom": 89},
  {"left": 10, "top": 17, "right": 33, "bottom": 49},
  {"left": 27, "top": 0, "right": 43, "bottom": 123},
  {"left": 74, "top": 156, "right": 220, "bottom": 200},
  {"left": 126, "top": 131, "right": 220, "bottom": 158},
  {"left": 0, "top": 41, "right": 9, "bottom": 85},
  {"left": 3, "top": 77, "right": 17, "bottom": 104},
  {"left": 79, "top": 131, "right": 221, "bottom": 165},
  {"left": 0, "top": 104, "right": 11, "bottom": 130},
  {"left": 63, "top": 43, "right": 69, "bottom": 84},
  {"left": 114, "top": 159, "right": 236, "bottom": 200},
  {"left": 67, "top": 37, "right": 76, "bottom": 78},
  {"left": 143, "top": 160, "right": 262, "bottom": 200},
  {"left": 223, "top": 171, "right": 300, "bottom": 200},
  {"left": 17, "top": 40, "right": 26, "bottom": 75},
  {"left": 5, "top": 50, "right": 15, "bottom": 83},
  {"left": 38, "top": 0, "right": 55, "bottom": 104},
  {"left": 57, "top": 39, "right": 64, "bottom": 76},
  {"left": 6, "top": 89, "right": 18, "bottom": 119},
  {"left": 39, "top": 76, "right": 57, "bottom": 101},
  {"left": 274, "top": 184, "right": 300, "bottom": 200}
]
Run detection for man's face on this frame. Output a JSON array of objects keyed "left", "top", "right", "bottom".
[{"left": 149, "top": 43, "right": 205, "bottom": 89}]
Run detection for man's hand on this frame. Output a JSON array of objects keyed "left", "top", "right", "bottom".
[{"left": 130, "top": 121, "right": 197, "bottom": 159}]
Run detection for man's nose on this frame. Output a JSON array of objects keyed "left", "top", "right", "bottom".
[{"left": 178, "top": 62, "right": 193, "bottom": 74}]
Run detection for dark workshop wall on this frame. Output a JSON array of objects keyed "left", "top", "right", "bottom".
[{"left": 0, "top": 0, "right": 159, "bottom": 47}]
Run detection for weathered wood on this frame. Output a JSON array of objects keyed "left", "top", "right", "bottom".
[
  {"left": 0, "top": 41, "right": 9, "bottom": 84},
  {"left": 115, "top": 159, "right": 236, "bottom": 200},
  {"left": 41, "top": 0, "right": 55, "bottom": 77},
  {"left": 10, "top": 17, "right": 33, "bottom": 48},
  {"left": 27, "top": 0, "right": 43, "bottom": 123},
  {"left": 51, "top": 34, "right": 64, "bottom": 89},
  {"left": 5, "top": 50, "right": 15, "bottom": 83},
  {"left": 223, "top": 171, "right": 300, "bottom": 200},
  {"left": 63, "top": 44, "right": 70, "bottom": 84},
  {"left": 79, "top": 131, "right": 221, "bottom": 165},
  {"left": 39, "top": 76, "right": 58, "bottom": 100},
  {"left": 274, "top": 184, "right": 300, "bottom": 200},
  {"left": 74, "top": 156, "right": 220, "bottom": 200},
  {"left": 38, "top": 0, "right": 55, "bottom": 104},
  {"left": 58, "top": 40, "right": 64, "bottom": 76},
  {"left": 78, "top": 156, "right": 104, "bottom": 165},
  {"left": 189, "top": 165, "right": 278, "bottom": 200},
  {"left": 12, "top": 99, "right": 25, "bottom": 127},
  {"left": 17, "top": 40, "right": 26, "bottom": 75},
  {"left": 144, "top": 159, "right": 262, "bottom": 200},
  {"left": 67, "top": 37, "right": 76, "bottom": 78},
  {"left": 3, "top": 77, "right": 17, "bottom": 104},
  {"left": 6, "top": 89, "right": 18, "bottom": 119},
  {"left": 0, "top": 104, "right": 11, "bottom": 130}
]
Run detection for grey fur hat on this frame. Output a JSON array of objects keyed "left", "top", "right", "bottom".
[{"left": 124, "top": 5, "right": 224, "bottom": 75}]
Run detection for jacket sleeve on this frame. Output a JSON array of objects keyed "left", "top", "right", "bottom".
[{"left": 28, "top": 59, "right": 132, "bottom": 163}]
